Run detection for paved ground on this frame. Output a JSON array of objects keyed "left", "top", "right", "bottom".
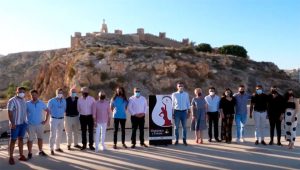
[{"left": 0, "top": 125, "right": 300, "bottom": 170}]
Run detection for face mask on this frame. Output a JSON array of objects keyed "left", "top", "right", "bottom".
[
  {"left": 83, "top": 92, "right": 88, "bottom": 97},
  {"left": 57, "top": 94, "right": 63, "bottom": 98},
  {"left": 256, "top": 89, "right": 263, "bottom": 95},
  {"left": 71, "top": 92, "right": 77, "bottom": 97},
  {"left": 100, "top": 95, "right": 106, "bottom": 100},
  {"left": 209, "top": 92, "right": 215, "bottom": 96},
  {"left": 18, "top": 93, "right": 25, "bottom": 98},
  {"left": 239, "top": 91, "right": 245, "bottom": 94},
  {"left": 135, "top": 92, "right": 141, "bottom": 97}
]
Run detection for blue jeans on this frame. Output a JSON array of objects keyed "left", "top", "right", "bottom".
[
  {"left": 174, "top": 110, "right": 187, "bottom": 141},
  {"left": 235, "top": 114, "right": 247, "bottom": 139}
]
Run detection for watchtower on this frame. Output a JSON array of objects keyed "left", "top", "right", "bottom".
[{"left": 100, "top": 19, "right": 108, "bottom": 33}]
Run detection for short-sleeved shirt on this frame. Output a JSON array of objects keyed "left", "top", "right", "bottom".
[
  {"left": 27, "top": 100, "right": 47, "bottom": 125},
  {"left": 204, "top": 95, "right": 221, "bottom": 112},
  {"left": 233, "top": 93, "right": 251, "bottom": 115},
  {"left": 48, "top": 97, "right": 66, "bottom": 118},
  {"left": 219, "top": 97, "right": 236, "bottom": 115},
  {"left": 251, "top": 94, "right": 268, "bottom": 112},
  {"left": 111, "top": 97, "right": 128, "bottom": 119},
  {"left": 7, "top": 96, "right": 27, "bottom": 125}
]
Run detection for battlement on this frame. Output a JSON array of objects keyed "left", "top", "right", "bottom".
[{"left": 70, "top": 21, "right": 189, "bottom": 49}]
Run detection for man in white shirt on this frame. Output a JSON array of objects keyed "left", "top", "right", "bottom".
[
  {"left": 128, "top": 87, "right": 148, "bottom": 148},
  {"left": 172, "top": 82, "right": 190, "bottom": 146},
  {"left": 204, "top": 87, "right": 221, "bottom": 142}
]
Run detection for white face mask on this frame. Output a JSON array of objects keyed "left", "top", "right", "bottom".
[
  {"left": 18, "top": 93, "right": 25, "bottom": 98},
  {"left": 57, "top": 94, "right": 63, "bottom": 98},
  {"left": 209, "top": 92, "right": 215, "bottom": 96}
]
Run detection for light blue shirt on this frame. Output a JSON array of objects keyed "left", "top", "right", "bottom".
[
  {"left": 233, "top": 93, "right": 251, "bottom": 115},
  {"left": 48, "top": 97, "right": 66, "bottom": 118},
  {"left": 172, "top": 91, "right": 190, "bottom": 110},
  {"left": 27, "top": 100, "right": 47, "bottom": 125},
  {"left": 204, "top": 95, "right": 220, "bottom": 112},
  {"left": 111, "top": 97, "right": 128, "bottom": 119}
]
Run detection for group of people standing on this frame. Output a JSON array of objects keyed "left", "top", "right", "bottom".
[
  {"left": 172, "top": 82, "right": 298, "bottom": 149},
  {"left": 6, "top": 86, "right": 148, "bottom": 165}
]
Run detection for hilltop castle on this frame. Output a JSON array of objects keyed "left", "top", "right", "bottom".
[{"left": 71, "top": 20, "right": 189, "bottom": 49}]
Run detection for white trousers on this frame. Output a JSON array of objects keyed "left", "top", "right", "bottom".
[
  {"left": 254, "top": 111, "right": 267, "bottom": 141},
  {"left": 64, "top": 116, "right": 80, "bottom": 146},
  {"left": 95, "top": 123, "right": 107, "bottom": 151},
  {"left": 49, "top": 118, "right": 64, "bottom": 150}
]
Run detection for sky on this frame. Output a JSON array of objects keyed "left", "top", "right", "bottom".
[{"left": 0, "top": 0, "right": 299, "bottom": 69}]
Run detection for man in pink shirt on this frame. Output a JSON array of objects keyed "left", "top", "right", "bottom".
[
  {"left": 77, "top": 87, "right": 95, "bottom": 150},
  {"left": 128, "top": 87, "right": 148, "bottom": 148},
  {"left": 92, "top": 91, "right": 111, "bottom": 152}
]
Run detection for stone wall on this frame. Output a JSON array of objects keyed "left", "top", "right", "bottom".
[{"left": 143, "top": 34, "right": 184, "bottom": 48}]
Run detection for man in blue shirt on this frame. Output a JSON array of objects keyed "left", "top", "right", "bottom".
[
  {"left": 172, "top": 82, "right": 190, "bottom": 146},
  {"left": 233, "top": 85, "right": 251, "bottom": 143},
  {"left": 48, "top": 88, "right": 66, "bottom": 155},
  {"left": 26, "top": 90, "right": 49, "bottom": 159}
]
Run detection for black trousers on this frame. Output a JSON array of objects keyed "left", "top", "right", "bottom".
[
  {"left": 208, "top": 112, "right": 219, "bottom": 140},
  {"left": 269, "top": 117, "right": 282, "bottom": 142},
  {"left": 131, "top": 116, "right": 145, "bottom": 145},
  {"left": 114, "top": 118, "right": 126, "bottom": 145},
  {"left": 221, "top": 114, "right": 234, "bottom": 142},
  {"left": 80, "top": 115, "right": 94, "bottom": 147}
]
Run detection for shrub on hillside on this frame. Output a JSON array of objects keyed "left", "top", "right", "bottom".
[
  {"left": 218, "top": 45, "right": 248, "bottom": 58},
  {"left": 195, "top": 43, "right": 212, "bottom": 53}
]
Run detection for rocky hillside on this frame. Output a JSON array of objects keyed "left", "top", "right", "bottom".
[{"left": 0, "top": 46, "right": 299, "bottom": 100}]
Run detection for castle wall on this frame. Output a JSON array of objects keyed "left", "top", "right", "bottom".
[{"left": 144, "top": 34, "right": 184, "bottom": 48}]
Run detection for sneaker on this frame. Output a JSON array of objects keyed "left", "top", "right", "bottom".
[
  {"left": 255, "top": 140, "right": 259, "bottom": 145},
  {"left": 55, "top": 148, "right": 64, "bottom": 152},
  {"left": 74, "top": 145, "right": 82, "bottom": 149},
  {"left": 236, "top": 139, "right": 241, "bottom": 143},
  {"left": 89, "top": 146, "right": 95, "bottom": 151},
  {"left": 122, "top": 144, "right": 128, "bottom": 149},
  {"left": 19, "top": 155, "right": 27, "bottom": 161},
  {"left": 38, "top": 151, "right": 47, "bottom": 156},
  {"left": 261, "top": 140, "right": 267, "bottom": 145},
  {"left": 131, "top": 144, "right": 136, "bottom": 149},
  {"left": 51, "top": 150, "right": 55, "bottom": 155},
  {"left": 174, "top": 141, "right": 179, "bottom": 145},
  {"left": 242, "top": 138, "right": 246, "bottom": 142},
  {"left": 100, "top": 145, "right": 107, "bottom": 151},
  {"left": 8, "top": 157, "right": 15, "bottom": 165},
  {"left": 141, "top": 143, "right": 148, "bottom": 148},
  {"left": 27, "top": 153, "right": 32, "bottom": 159}
]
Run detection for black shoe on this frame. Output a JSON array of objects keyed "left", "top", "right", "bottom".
[
  {"left": 68, "top": 145, "right": 71, "bottom": 150},
  {"left": 141, "top": 143, "right": 148, "bottom": 148},
  {"left": 55, "top": 148, "right": 64, "bottom": 152},
  {"left": 89, "top": 146, "right": 95, "bottom": 151},
  {"left": 215, "top": 138, "right": 221, "bottom": 142},
  {"left": 28, "top": 153, "right": 32, "bottom": 159},
  {"left": 261, "top": 141, "right": 267, "bottom": 145},
  {"left": 113, "top": 144, "right": 117, "bottom": 149},
  {"left": 269, "top": 141, "right": 273, "bottom": 145},
  {"left": 208, "top": 139, "right": 212, "bottom": 142},
  {"left": 174, "top": 141, "right": 179, "bottom": 145},
  {"left": 183, "top": 141, "right": 188, "bottom": 146},
  {"left": 74, "top": 145, "right": 82, "bottom": 149},
  {"left": 122, "top": 144, "right": 128, "bottom": 149},
  {"left": 131, "top": 144, "right": 136, "bottom": 148},
  {"left": 255, "top": 140, "right": 259, "bottom": 145},
  {"left": 81, "top": 146, "right": 86, "bottom": 150},
  {"left": 277, "top": 142, "right": 282, "bottom": 146},
  {"left": 51, "top": 150, "right": 55, "bottom": 155},
  {"left": 38, "top": 151, "right": 47, "bottom": 156}
]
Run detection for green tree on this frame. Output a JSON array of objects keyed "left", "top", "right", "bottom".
[
  {"left": 20, "top": 80, "right": 32, "bottom": 90},
  {"left": 219, "top": 45, "right": 248, "bottom": 58},
  {"left": 195, "top": 43, "right": 212, "bottom": 52},
  {"left": 6, "top": 83, "right": 17, "bottom": 99}
]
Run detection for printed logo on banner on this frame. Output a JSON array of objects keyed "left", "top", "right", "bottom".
[{"left": 152, "top": 95, "right": 172, "bottom": 127}]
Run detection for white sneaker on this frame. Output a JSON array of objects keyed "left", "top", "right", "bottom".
[
  {"left": 241, "top": 138, "right": 246, "bottom": 142},
  {"left": 236, "top": 139, "right": 241, "bottom": 143},
  {"left": 100, "top": 145, "right": 107, "bottom": 151}
]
